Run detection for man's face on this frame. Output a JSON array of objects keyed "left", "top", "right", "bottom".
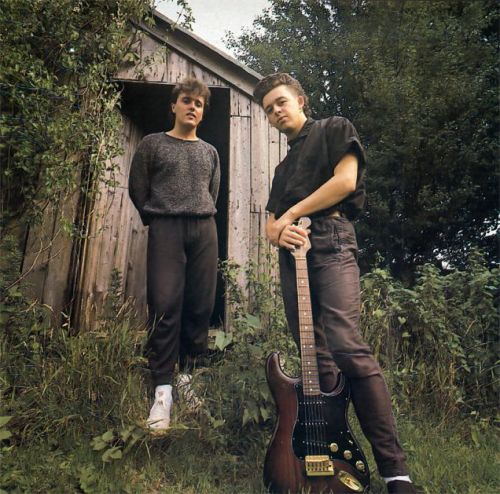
[
  {"left": 171, "top": 91, "right": 205, "bottom": 128},
  {"left": 262, "top": 85, "right": 305, "bottom": 135}
]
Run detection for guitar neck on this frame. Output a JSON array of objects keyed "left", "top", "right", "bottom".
[{"left": 295, "top": 256, "right": 320, "bottom": 396}]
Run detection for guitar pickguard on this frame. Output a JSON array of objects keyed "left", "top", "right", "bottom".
[{"left": 292, "top": 380, "right": 368, "bottom": 475}]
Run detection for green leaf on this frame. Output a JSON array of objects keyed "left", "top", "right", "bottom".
[
  {"left": 101, "top": 430, "right": 114, "bottom": 442},
  {"left": 243, "top": 314, "right": 261, "bottom": 329},
  {"left": 470, "top": 429, "right": 480, "bottom": 448},
  {"left": 90, "top": 437, "right": 107, "bottom": 451},
  {"left": 242, "top": 408, "right": 252, "bottom": 427},
  {"left": 0, "top": 430, "right": 12, "bottom": 441},
  {"left": 214, "top": 330, "right": 233, "bottom": 351},
  {"left": 102, "top": 446, "right": 123, "bottom": 462},
  {"left": 0, "top": 416, "right": 13, "bottom": 428}
]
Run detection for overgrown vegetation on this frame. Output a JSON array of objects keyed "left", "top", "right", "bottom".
[
  {"left": 360, "top": 249, "right": 499, "bottom": 417},
  {"left": 0, "top": 0, "right": 157, "bottom": 231},
  {"left": 1, "top": 244, "right": 498, "bottom": 493}
]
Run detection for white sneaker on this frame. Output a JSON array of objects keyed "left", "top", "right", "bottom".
[
  {"left": 176, "top": 373, "right": 204, "bottom": 411},
  {"left": 147, "top": 385, "right": 172, "bottom": 430}
]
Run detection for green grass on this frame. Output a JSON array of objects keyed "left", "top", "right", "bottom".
[
  {"left": 354, "top": 411, "right": 499, "bottom": 494},
  {"left": 2, "top": 360, "right": 499, "bottom": 494},
  {"left": 1, "top": 256, "right": 498, "bottom": 493}
]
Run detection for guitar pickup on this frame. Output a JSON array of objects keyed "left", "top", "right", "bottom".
[{"left": 305, "top": 455, "right": 335, "bottom": 477}]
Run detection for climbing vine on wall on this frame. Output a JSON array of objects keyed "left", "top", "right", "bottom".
[{"left": 0, "top": 0, "right": 192, "bottom": 232}]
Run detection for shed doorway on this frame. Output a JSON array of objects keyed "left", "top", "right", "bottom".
[{"left": 120, "top": 81, "right": 230, "bottom": 326}]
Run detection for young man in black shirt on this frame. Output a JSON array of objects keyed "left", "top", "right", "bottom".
[
  {"left": 254, "top": 73, "right": 416, "bottom": 494},
  {"left": 129, "top": 77, "right": 220, "bottom": 430}
]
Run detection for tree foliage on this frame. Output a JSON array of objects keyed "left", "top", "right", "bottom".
[
  {"left": 0, "top": 0, "right": 193, "bottom": 233},
  {"left": 0, "top": 1, "right": 141, "bottom": 229},
  {"left": 227, "top": 0, "right": 499, "bottom": 277}
]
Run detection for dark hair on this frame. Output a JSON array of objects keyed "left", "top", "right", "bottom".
[
  {"left": 171, "top": 76, "right": 211, "bottom": 110},
  {"left": 253, "top": 72, "right": 310, "bottom": 116}
]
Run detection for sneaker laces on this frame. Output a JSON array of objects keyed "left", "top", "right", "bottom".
[{"left": 176, "top": 373, "right": 203, "bottom": 411}]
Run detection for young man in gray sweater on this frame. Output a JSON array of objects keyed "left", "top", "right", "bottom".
[{"left": 129, "top": 77, "right": 220, "bottom": 430}]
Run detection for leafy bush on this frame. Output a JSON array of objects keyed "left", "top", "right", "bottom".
[{"left": 361, "top": 249, "right": 498, "bottom": 416}]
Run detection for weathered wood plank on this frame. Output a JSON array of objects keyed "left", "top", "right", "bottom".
[
  {"left": 21, "top": 208, "right": 57, "bottom": 303},
  {"left": 138, "top": 34, "right": 167, "bottom": 82},
  {"left": 227, "top": 113, "right": 251, "bottom": 288},
  {"left": 75, "top": 116, "right": 137, "bottom": 328},
  {"left": 41, "top": 192, "right": 80, "bottom": 316},
  {"left": 230, "top": 90, "right": 251, "bottom": 117},
  {"left": 250, "top": 102, "right": 270, "bottom": 265},
  {"left": 189, "top": 62, "right": 224, "bottom": 86},
  {"left": 122, "top": 120, "right": 148, "bottom": 317}
]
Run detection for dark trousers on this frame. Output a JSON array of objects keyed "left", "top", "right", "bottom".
[
  {"left": 279, "top": 216, "right": 408, "bottom": 477},
  {"left": 146, "top": 216, "right": 218, "bottom": 386}
]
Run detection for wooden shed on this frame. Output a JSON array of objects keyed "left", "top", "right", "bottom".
[{"left": 21, "top": 11, "right": 286, "bottom": 329}]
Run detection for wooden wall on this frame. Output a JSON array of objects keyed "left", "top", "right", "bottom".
[
  {"left": 72, "top": 116, "right": 145, "bottom": 329},
  {"left": 20, "top": 27, "right": 287, "bottom": 329},
  {"left": 227, "top": 90, "right": 287, "bottom": 287}
]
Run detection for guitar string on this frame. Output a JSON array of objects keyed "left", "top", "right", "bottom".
[
  {"left": 297, "top": 263, "right": 310, "bottom": 457},
  {"left": 297, "top": 259, "right": 323, "bottom": 457},
  {"left": 295, "top": 229, "right": 359, "bottom": 467},
  {"left": 297, "top": 260, "right": 311, "bottom": 457},
  {"left": 299, "top": 262, "right": 330, "bottom": 458}
]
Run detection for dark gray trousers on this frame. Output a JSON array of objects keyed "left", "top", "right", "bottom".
[
  {"left": 146, "top": 216, "right": 217, "bottom": 386},
  {"left": 279, "top": 215, "right": 408, "bottom": 477}
]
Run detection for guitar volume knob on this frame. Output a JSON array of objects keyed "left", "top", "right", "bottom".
[
  {"left": 355, "top": 461, "right": 366, "bottom": 472},
  {"left": 343, "top": 450, "right": 352, "bottom": 460},
  {"left": 329, "top": 443, "right": 339, "bottom": 453}
]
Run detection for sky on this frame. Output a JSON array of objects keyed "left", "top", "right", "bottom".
[{"left": 155, "top": 0, "right": 270, "bottom": 56}]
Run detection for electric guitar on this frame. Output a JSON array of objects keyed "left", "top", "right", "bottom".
[{"left": 263, "top": 217, "right": 370, "bottom": 494}]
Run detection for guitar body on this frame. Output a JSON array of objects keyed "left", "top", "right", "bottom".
[{"left": 264, "top": 352, "right": 370, "bottom": 494}]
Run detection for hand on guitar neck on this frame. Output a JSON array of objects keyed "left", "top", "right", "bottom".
[{"left": 279, "top": 216, "right": 311, "bottom": 251}]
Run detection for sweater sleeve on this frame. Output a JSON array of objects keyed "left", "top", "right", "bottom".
[
  {"left": 128, "top": 135, "right": 153, "bottom": 226},
  {"left": 209, "top": 147, "right": 221, "bottom": 204}
]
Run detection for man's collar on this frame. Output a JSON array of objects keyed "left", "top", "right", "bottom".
[{"left": 288, "top": 117, "right": 315, "bottom": 145}]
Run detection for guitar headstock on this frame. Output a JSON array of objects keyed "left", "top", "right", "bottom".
[{"left": 291, "top": 217, "right": 311, "bottom": 259}]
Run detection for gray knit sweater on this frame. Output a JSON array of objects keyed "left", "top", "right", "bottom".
[{"left": 128, "top": 132, "right": 220, "bottom": 225}]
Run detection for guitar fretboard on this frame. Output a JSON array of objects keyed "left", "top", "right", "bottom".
[{"left": 295, "top": 257, "right": 320, "bottom": 396}]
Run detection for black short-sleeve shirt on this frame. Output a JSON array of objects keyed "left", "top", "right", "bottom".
[{"left": 266, "top": 116, "right": 366, "bottom": 220}]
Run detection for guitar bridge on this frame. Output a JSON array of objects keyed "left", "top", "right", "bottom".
[{"left": 305, "top": 455, "right": 335, "bottom": 477}]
